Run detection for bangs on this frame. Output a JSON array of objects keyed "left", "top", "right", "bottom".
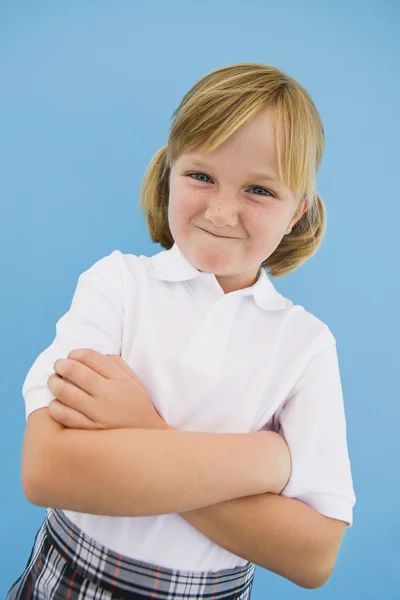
[{"left": 167, "top": 73, "right": 323, "bottom": 203}]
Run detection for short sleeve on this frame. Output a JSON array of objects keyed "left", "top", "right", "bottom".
[
  {"left": 22, "top": 250, "right": 124, "bottom": 422},
  {"left": 276, "top": 338, "right": 356, "bottom": 527}
]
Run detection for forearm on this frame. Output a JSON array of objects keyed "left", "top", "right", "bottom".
[
  {"left": 31, "top": 425, "right": 289, "bottom": 517},
  {"left": 180, "top": 493, "right": 333, "bottom": 590}
]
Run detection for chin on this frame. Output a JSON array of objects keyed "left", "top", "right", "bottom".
[{"left": 196, "top": 258, "right": 237, "bottom": 277}]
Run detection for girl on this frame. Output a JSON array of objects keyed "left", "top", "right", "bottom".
[{"left": 8, "top": 63, "right": 356, "bottom": 598}]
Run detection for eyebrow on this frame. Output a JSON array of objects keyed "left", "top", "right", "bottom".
[{"left": 184, "top": 158, "right": 281, "bottom": 184}]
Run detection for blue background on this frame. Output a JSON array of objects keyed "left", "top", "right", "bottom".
[{"left": 1, "top": 0, "right": 399, "bottom": 597}]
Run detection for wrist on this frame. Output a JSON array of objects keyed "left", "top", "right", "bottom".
[{"left": 270, "top": 432, "right": 292, "bottom": 494}]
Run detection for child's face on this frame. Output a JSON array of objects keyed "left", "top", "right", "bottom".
[{"left": 168, "top": 105, "right": 308, "bottom": 293}]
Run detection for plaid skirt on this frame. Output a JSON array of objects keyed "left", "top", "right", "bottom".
[{"left": 7, "top": 507, "right": 256, "bottom": 599}]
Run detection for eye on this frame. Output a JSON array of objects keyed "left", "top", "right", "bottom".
[
  {"left": 186, "top": 172, "right": 276, "bottom": 198},
  {"left": 187, "top": 172, "right": 212, "bottom": 183},
  {"left": 249, "top": 186, "right": 275, "bottom": 198}
]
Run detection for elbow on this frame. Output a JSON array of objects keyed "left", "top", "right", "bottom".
[
  {"left": 291, "top": 573, "right": 330, "bottom": 590},
  {"left": 263, "top": 555, "right": 335, "bottom": 590},
  {"left": 21, "top": 459, "right": 36, "bottom": 503},
  {"left": 290, "top": 516, "right": 344, "bottom": 589},
  {"left": 21, "top": 452, "right": 54, "bottom": 508},
  {"left": 299, "top": 575, "right": 330, "bottom": 591},
  {"left": 307, "top": 568, "right": 334, "bottom": 590},
  {"left": 295, "top": 559, "right": 335, "bottom": 590},
  {"left": 22, "top": 470, "right": 45, "bottom": 507}
]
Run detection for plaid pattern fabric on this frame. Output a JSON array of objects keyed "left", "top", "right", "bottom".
[{"left": 7, "top": 507, "right": 256, "bottom": 599}]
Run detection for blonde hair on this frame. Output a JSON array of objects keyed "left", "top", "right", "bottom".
[{"left": 138, "top": 63, "right": 326, "bottom": 277}]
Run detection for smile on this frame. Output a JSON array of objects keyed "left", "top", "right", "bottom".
[{"left": 198, "top": 227, "right": 235, "bottom": 239}]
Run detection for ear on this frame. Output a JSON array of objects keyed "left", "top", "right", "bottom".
[{"left": 286, "top": 197, "right": 308, "bottom": 235}]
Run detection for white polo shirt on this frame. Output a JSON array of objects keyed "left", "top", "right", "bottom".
[{"left": 22, "top": 242, "right": 356, "bottom": 571}]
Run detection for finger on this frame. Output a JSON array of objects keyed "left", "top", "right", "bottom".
[
  {"left": 53, "top": 349, "right": 127, "bottom": 397},
  {"left": 53, "top": 357, "right": 104, "bottom": 396},
  {"left": 105, "top": 354, "right": 133, "bottom": 377},
  {"left": 49, "top": 399, "right": 100, "bottom": 430},
  {"left": 47, "top": 372, "right": 94, "bottom": 418},
  {"left": 67, "top": 348, "right": 126, "bottom": 381},
  {"left": 106, "top": 354, "right": 144, "bottom": 386}
]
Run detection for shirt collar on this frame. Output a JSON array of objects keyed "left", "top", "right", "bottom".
[{"left": 151, "top": 242, "right": 288, "bottom": 311}]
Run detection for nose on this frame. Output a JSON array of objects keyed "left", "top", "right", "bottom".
[{"left": 203, "top": 196, "right": 239, "bottom": 228}]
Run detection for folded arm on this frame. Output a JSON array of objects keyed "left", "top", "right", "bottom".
[
  {"left": 22, "top": 409, "right": 344, "bottom": 589},
  {"left": 180, "top": 491, "right": 346, "bottom": 589},
  {"left": 22, "top": 408, "right": 290, "bottom": 516}
]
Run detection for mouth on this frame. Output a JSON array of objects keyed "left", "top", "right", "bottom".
[{"left": 198, "top": 227, "right": 235, "bottom": 239}]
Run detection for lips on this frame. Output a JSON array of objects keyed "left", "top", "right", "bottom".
[{"left": 199, "top": 227, "right": 233, "bottom": 239}]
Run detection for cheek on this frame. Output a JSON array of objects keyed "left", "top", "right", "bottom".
[
  {"left": 245, "top": 205, "right": 272, "bottom": 230},
  {"left": 169, "top": 186, "right": 203, "bottom": 221},
  {"left": 248, "top": 206, "right": 289, "bottom": 238}
]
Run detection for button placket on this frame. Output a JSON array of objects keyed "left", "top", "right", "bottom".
[{"left": 182, "top": 295, "right": 241, "bottom": 376}]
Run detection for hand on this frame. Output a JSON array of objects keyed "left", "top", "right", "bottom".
[{"left": 47, "top": 348, "right": 169, "bottom": 431}]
